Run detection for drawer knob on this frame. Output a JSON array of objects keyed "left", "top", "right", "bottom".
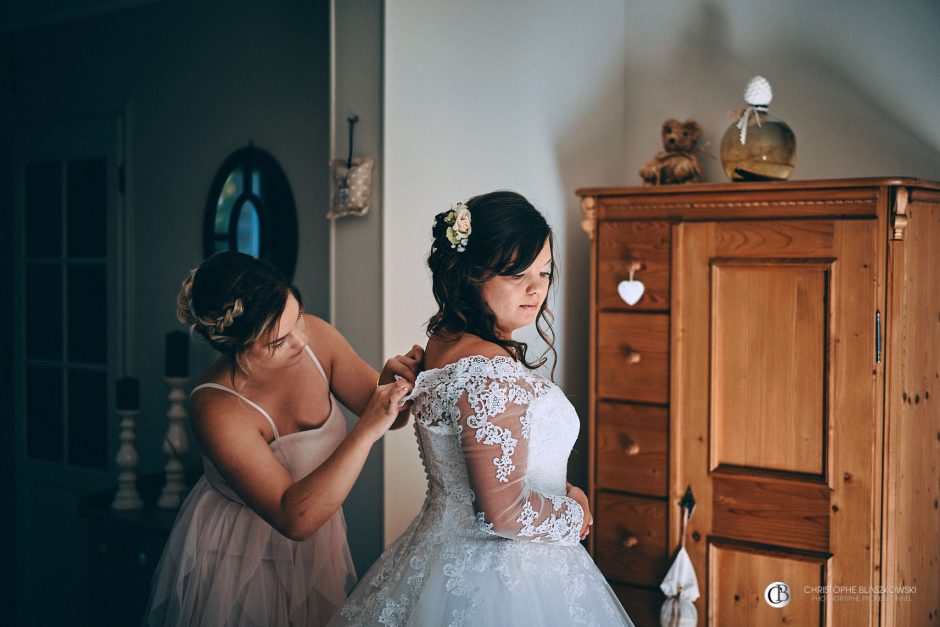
[
  {"left": 623, "top": 349, "right": 642, "bottom": 364},
  {"left": 622, "top": 438, "right": 640, "bottom": 456},
  {"left": 621, "top": 535, "right": 639, "bottom": 549}
]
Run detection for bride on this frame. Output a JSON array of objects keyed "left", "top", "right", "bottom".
[{"left": 332, "top": 191, "right": 633, "bottom": 626}]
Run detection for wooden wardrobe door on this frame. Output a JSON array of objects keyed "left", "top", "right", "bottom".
[{"left": 673, "top": 220, "right": 881, "bottom": 626}]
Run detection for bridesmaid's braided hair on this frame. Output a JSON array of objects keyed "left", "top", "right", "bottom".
[
  {"left": 177, "top": 251, "right": 303, "bottom": 383},
  {"left": 426, "top": 191, "right": 557, "bottom": 375}
]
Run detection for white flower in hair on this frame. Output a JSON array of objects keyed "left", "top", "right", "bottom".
[{"left": 444, "top": 203, "right": 472, "bottom": 252}]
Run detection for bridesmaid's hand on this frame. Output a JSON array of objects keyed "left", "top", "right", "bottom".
[
  {"left": 566, "top": 482, "right": 593, "bottom": 540},
  {"left": 378, "top": 344, "right": 425, "bottom": 385},
  {"left": 359, "top": 380, "right": 414, "bottom": 443}
]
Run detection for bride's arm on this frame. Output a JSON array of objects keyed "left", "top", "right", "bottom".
[{"left": 456, "top": 373, "right": 586, "bottom": 545}]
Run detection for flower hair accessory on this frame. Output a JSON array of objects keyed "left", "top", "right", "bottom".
[{"left": 443, "top": 202, "right": 472, "bottom": 252}]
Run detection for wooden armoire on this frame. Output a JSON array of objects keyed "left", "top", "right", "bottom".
[{"left": 577, "top": 178, "right": 939, "bottom": 627}]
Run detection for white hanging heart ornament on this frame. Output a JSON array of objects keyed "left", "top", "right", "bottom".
[{"left": 617, "top": 279, "right": 645, "bottom": 306}]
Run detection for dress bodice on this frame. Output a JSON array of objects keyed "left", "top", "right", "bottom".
[
  {"left": 332, "top": 355, "right": 634, "bottom": 626},
  {"left": 202, "top": 404, "right": 345, "bottom": 502},
  {"left": 193, "top": 345, "right": 346, "bottom": 503},
  {"left": 407, "top": 355, "right": 584, "bottom": 544}
]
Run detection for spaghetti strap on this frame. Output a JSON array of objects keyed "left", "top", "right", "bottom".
[
  {"left": 304, "top": 345, "right": 329, "bottom": 383},
  {"left": 190, "top": 383, "right": 280, "bottom": 440}
]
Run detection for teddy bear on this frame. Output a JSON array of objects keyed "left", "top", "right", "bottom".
[{"left": 639, "top": 118, "right": 703, "bottom": 185}]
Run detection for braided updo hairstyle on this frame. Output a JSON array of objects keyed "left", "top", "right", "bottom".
[
  {"left": 177, "top": 251, "right": 303, "bottom": 382},
  {"left": 426, "top": 190, "right": 557, "bottom": 373}
]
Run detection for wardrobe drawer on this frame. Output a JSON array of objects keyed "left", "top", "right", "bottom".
[
  {"left": 597, "top": 312, "right": 669, "bottom": 404},
  {"left": 596, "top": 402, "right": 668, "bottom": 497},
  {"left": 594, "top": 492, "right": 669, "bottom": 587},
  {"left": 597, "top": 220, "right": 670, "bottom": 312}
]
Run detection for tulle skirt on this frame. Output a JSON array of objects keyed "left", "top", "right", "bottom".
[
  {"left": 331, "top": 509, "right": 634, "bottom": 627},
  {"left": 145, "top": 475, "right": 357, "bottom": 627}
]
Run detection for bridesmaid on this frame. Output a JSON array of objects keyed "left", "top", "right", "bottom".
[{"left": 145, "top": 251, "right": 422, "bottom": 626}]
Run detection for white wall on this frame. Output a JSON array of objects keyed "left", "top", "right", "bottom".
[
  {"left": 620, "top": 0, "right": 940, "bottom": 182},
  {"left": 382, "top": 0, "right": 632, "bottom": 542},
  {"left": 381, "top": 0, "right": 940, "bottom": 541}
]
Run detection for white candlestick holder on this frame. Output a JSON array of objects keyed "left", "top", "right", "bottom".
[
  {"left": 112, "top": 409, "right": 143, "bottom": 510},
  {"left": 158, "top": 376, "right": 191, "bottom": 509}
]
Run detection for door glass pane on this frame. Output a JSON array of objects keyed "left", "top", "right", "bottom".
[
  {"left": 214, "top": 167, "right": 243, "bottom": 236},
  {"left": 26, "top": 264, "right": 62, "bottom": 360},
  {"left": 25, "top": 161, "right": 62, "bottom": 258},
  {"left": 67, "top": 264, "right": 107, "bottom": 364},
  {"left": 237, "top": 200, "right": 261, "bottom": 257},
  {"left": 67, "top": 369, "right": 107, "bottom": 470},
  {"left": 66, "top": 158, "right": 107, "bottom": 258},
  {"left": 27, "top": 366, "right": 63, "bottom": 462}
]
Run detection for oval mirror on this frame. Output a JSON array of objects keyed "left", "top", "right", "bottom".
[{"left": 203, "top": 145, "right": 297, "bottom": 280}]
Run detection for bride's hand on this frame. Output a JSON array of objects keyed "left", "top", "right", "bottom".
[
  {"left": 566, "top": 482, "right": 593, "bottom": 540},
  {"left": 378, "top": 345, "right": 425, "bottom": 385},
  {"left": 358, "top": 380, "right": 413, "bottom": 442}
]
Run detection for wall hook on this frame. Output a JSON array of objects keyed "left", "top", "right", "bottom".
[
  {"left": 329, "top": 114, "right": 374, "bottom": 219},
  {"left": 680, "top": 486, "right": 696, "bottom": 548}
]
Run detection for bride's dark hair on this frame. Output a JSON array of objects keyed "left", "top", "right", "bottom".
[{"left": 426, "top": 190, "right": 557, "bottom": 374}]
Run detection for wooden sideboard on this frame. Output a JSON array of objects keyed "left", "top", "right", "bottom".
[
  {"left": 79, "top": 469, "right": 201, "bottom": 626},
  {"left": 578, "top": 178, "right": 940, "bottom": 627}
]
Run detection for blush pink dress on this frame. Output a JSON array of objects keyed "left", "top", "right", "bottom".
[{"left": 145, "top": 345, "right": 356, "bottom": 626}]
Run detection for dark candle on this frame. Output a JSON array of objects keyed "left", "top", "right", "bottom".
[
  {"left": 165, "top": 330, "right": 190, "bottom": 377},
  {"left": 116, "top": 376, "right": 139, "bottom": 411}
]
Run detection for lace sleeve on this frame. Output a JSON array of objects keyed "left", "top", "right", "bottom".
[{"left": 456, "top": 374, "right": 584, "bottom": 545}]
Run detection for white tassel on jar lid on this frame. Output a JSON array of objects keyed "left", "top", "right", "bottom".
[
  {"left": 744, "top": 76, "right": 773, "bottom": 106},
  {"left": 737, "top": 76, "right": 773, "bottom": 144}
]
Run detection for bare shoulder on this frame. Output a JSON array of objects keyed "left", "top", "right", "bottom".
[
  {"left": 189, "top": 384, "right": 273, "bottom": 449},
  {"left": 303, "top": 312, "right": 343, "bottom": 357},
  {"left": 303, "top": 312, "right": 339, "bottom": 347},
  {"left": 303, "top": 312, "right": 334, "bottom": 336},
  {"left": 425, "top": 334, "right": 513, "bottom": 370}
]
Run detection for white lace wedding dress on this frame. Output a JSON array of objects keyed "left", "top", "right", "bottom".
[{"left": 332, "top": 355, "right": 634, "bottom": 626}]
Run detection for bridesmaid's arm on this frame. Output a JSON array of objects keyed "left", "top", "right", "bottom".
[
  {"left": 306, "top": 314, "right": 422, "bottom": 429},
  {"left": 190, "top": 379, "right": 411, "bottom": 541}
]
